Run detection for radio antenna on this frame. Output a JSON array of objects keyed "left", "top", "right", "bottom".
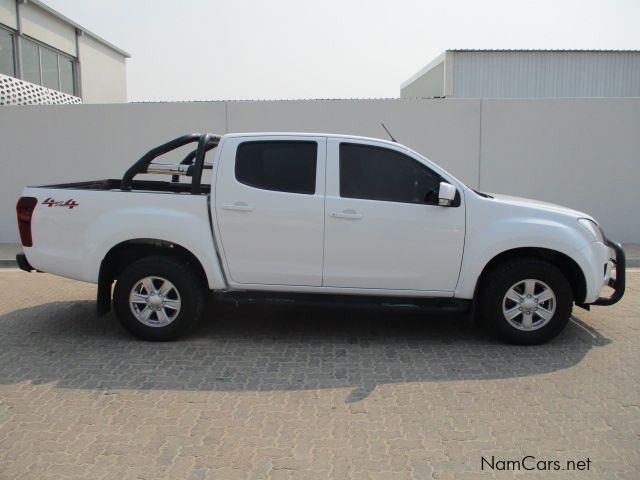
[{"left": 381, "top": 122, "right": 397, "bottom": 142}]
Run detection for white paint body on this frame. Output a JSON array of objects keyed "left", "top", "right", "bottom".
[{"left": 20, "top": 133, "right": 613, "bottom": 304}]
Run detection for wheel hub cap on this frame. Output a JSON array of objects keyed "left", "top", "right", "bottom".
[
  {"left": 148, "top": 294, "right": 162, "bottom": 309},
  {"left": 129, "top": 276, "right": 181, "bottom": 327},
  {"left": 522, "top": 298, "right": 536, "bottom": 312},
  {"left": 502, "top": 279, "right": 556, "bottom": 331}
]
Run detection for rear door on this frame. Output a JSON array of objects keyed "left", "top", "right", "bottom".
[
  {"left": 214, "top": 135, "right": 326, "bottom": 286},
  {"left": 323, "top": 138, "right": 465, "bottom": 293}
]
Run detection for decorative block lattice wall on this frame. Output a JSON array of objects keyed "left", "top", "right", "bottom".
[{"left": 0, "top": 74, "right": 82, "bottom": 106}]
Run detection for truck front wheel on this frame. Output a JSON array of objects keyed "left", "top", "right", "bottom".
[
  {"left": 113, "top": 255, "right": 205, "bottom": 341},
  {"left": 479, "top": 258, "right": 573, "bottom": 345}
]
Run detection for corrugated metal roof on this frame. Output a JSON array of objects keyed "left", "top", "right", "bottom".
[
  {"left": 401, "top": 49, "right": 640, "bottom": 98},
  {"left": 452, "top": 50, "right": 640, "bottom": 98}
]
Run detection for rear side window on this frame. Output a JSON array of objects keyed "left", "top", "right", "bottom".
[
  {"left": 235, "top": 141, "right": 317, "bottom": 194},
  {"left": 340, "top": 143, "right": 442, "bottom": 204}
]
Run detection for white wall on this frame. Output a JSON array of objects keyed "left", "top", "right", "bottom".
[
  {"left": 226, "top": 99, "right": 480, "bottom": 187},
  {"left": 77, "top": 34, "right": 127, "bottom": 103},
  {"left": 19, "top": 1, "right": 76, "bottom": 56},
  {"left": 0, "top": 0, "right": 16, "bottom": 29},
  {"left": 400, "top": 61, "right": 445, "bottom": 98},
  {"left": 480, "top": 98, "right": 640, "bottom": 241},
  {"left": 1, "top": 98, "right": 639, "bottom": 243}
]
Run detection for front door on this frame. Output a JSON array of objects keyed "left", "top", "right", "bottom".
[
  {"left": 323, "top": 138, "right": 465, "bottom": 293},
  {"left": 215, "top": 136, "right": 326, "bottom": 286}
]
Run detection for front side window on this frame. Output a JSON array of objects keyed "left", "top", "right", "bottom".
[
  {"left": 0, "top": 28, "right": 15, "bottom": 77},
  {"left": 235, "top": 141, "right": 317, "bottom": 194},
  {"left": 340, "top": 143, "right": 442, "bottom": 204}
]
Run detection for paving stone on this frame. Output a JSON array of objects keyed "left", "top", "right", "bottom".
[{"left": 0, "top": 270, "right": 638, "bottom": 479}]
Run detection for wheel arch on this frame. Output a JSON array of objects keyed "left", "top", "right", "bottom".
[
  {"left": 97, "top": 238, "right": 210, "bottom": 315},
  {"left": 474, "top": 247, "right": 587, "bottom": 305}
]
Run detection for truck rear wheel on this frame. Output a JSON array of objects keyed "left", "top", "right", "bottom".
[
  {"left": 113, "top": 255, "right": 205, "bottom": 341},
  {"left": 479, "top": 258, "right": 573, "bottom": 345}
]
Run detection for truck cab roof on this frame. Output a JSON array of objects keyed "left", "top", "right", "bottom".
[{"left": 221, "top": 132, "right": 399, "bottom": 147}]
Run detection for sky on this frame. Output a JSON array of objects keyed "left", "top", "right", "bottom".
[{"left": 44, "top": 0, "right": 640, "bottom": 102}]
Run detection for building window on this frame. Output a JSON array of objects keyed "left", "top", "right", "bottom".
[
  {"left": 59, "top": 56, "right": 74, "bottom": 95},
  {"left": 0, "top": 28, "right": 16, "bottom": 77},
  {"left": 40, "top": 47, "right": 59, "bottom": 90},
  {"left": 19, "top": 37, "right": 76, "bottom": 95},
  {"left": 21, "top": 38, "right": 41, "bottom": 84},
  {"left": 235, "top": 141, "right": 318, "bottom": 195}
]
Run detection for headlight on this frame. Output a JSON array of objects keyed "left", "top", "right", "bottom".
[{"left": 578, "top": 218, "right": 605, "bottom": 243}]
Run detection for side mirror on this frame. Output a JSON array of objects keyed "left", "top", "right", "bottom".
[{"left": 438, "top": 182, "right": 457, "bottom": 206}]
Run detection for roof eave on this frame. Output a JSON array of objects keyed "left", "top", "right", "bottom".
[{"left": 27, "top": 0, "right": 131, "bottom": 58}]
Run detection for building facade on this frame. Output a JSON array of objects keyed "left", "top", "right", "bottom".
[
  {"left": 0, "top": 0, "right": 129, "bottom": 104},
  {"left": 401, "top": 49, "right": 640, "bottom": 99}
]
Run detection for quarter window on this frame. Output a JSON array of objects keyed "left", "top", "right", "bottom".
[
  {"left": 235, "top": 141, "right": 317, "bottom": 195},
  {"left": 340, "top": 143, "right": 442, "bottom": 204}
]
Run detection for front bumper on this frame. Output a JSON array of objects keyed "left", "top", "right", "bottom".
[{"left": 593, "top": 240, "right": 625, "bottom": 306}]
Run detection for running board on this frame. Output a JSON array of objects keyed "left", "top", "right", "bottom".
[{"left": 213, "top": 291, "right": 471, "bottom": 313}]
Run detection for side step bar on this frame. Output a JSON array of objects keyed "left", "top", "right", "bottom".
[{"left": 213, "top": 291, "right": 471, "bottom": 314}]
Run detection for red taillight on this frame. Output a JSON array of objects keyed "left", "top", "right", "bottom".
[{"left": 17, "top": 196, "right": 38, "bottom": 247}]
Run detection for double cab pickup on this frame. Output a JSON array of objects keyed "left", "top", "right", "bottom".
[{"left": 16, "top": 132, "right": 625, "bottom": 344}]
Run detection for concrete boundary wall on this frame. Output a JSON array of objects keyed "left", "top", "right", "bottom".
[{"left": 0, "top": 98, "right": 638, "bottom": 242}]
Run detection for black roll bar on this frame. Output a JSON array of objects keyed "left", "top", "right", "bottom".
[
  {"left": 171, "top": 135, "right": 219, "bottom": 184},
  {"left": 121, "top": 133, "right": 220, "bottom": 193},
  {"left": 190, "top": 133, "right": 217, "bottom": 194}
]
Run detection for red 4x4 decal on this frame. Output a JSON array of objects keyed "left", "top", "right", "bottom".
[{"left": 42, "top": 197, "right": 79, "bottom": 209}]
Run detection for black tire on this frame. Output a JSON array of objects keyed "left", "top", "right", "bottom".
[
  {"left": 113, "top": 255, "right": 205, "bottom": 341},
  {"left": 478, "top": 257, "right": 573, "bottom": 345}
]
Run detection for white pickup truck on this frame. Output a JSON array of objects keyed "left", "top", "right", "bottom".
[{"left": 16, "top": 132, "right": 625, "bottom": 344}]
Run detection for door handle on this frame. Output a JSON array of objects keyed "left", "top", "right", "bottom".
[
  {"left": 222, "top": 202, "right": 254, "bottom": 212},
  {"left": 330, "top": 210, "right": 362, "bottom": 220}
]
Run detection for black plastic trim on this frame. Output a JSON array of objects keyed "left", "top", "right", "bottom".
[
  {"left": 16, "top": 253, "right": 33, "bottom": 272},
  {"left": 39, "top": 179, "right": 211, "bottom": 194},
  {"left": 213, "top": 291, "right": 471, "bottom": 313},
  {"left": 96, "top": 259, "right": 113, "bottom": 316}
]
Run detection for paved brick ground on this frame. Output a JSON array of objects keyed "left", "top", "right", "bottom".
[{"left": 0, "top": 270, "right": 638, "bottom": 480}]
